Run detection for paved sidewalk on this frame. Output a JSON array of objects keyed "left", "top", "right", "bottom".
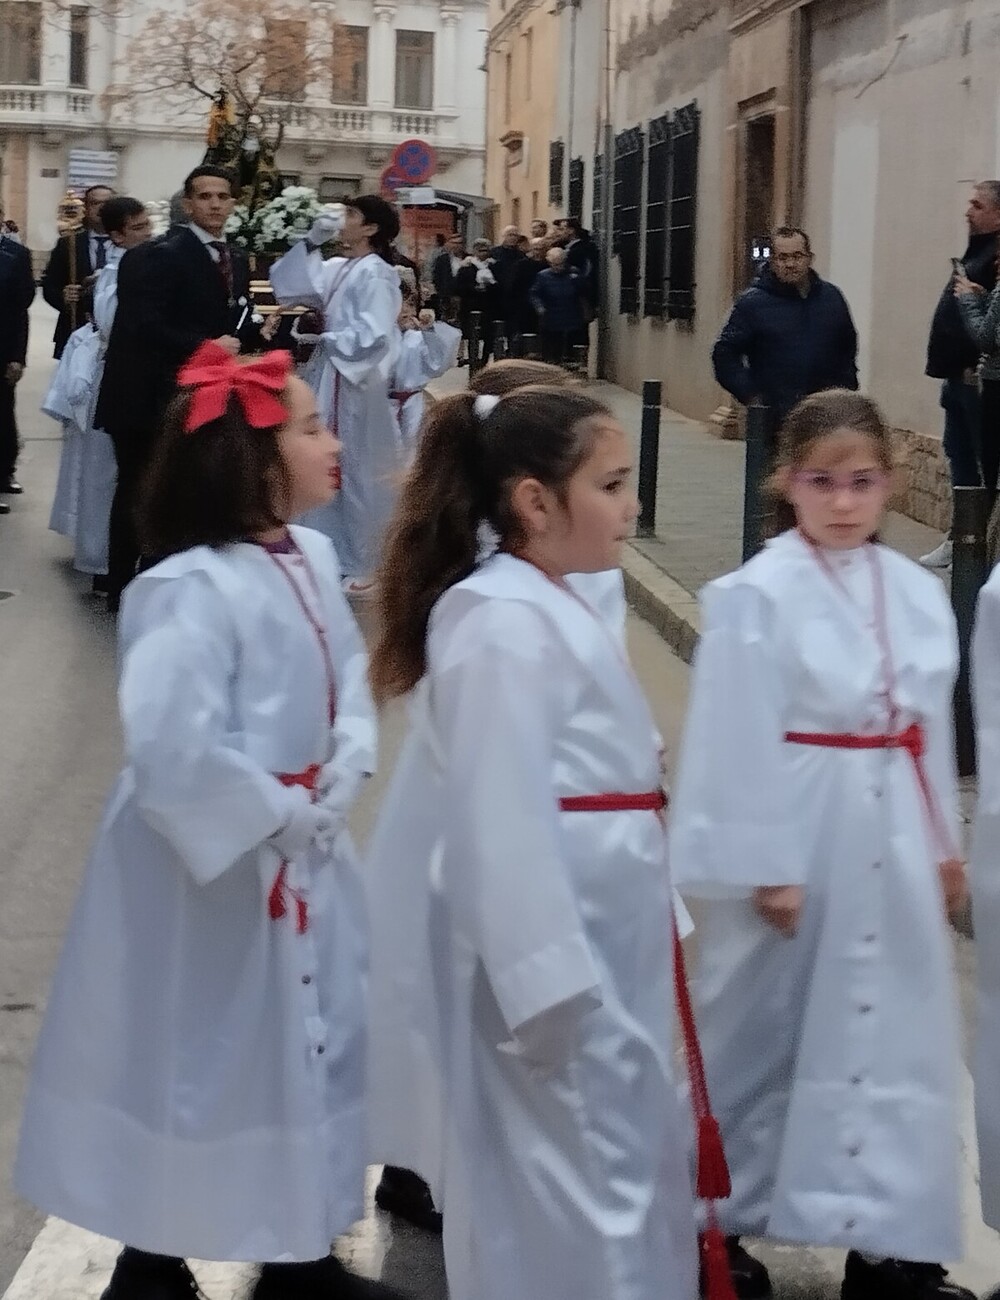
[{"left": 428, "top": 368, "right": 946, "bottom": 663}]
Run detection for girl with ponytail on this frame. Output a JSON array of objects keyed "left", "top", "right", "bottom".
[{"left": 365, "top": 384, "right": 701, "bottom": 1300}]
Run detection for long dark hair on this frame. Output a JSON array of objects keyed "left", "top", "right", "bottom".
[
  {"left": 765, "top": 388, "right": 894, "bottom": 535},
  {"left": 349, "top": 194, "right": 400, "bottom": 264},
  {"left": 370, "top": 385, "right": 612, "bottom": 703},
  {"left": 137, "top": 387, "right": 290, "bottom": 557}
]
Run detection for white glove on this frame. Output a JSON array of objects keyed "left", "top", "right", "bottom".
[
  {"left": 269, "top": 791, "right": 340, "bottom": 861},
  {"left": 307, "top": 211, "right": 344, "bottom": 247},
  {"left": 316, "top": 761, "right": 371, "bottom": 820}
]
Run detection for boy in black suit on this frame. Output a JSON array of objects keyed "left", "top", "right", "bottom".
[{"left": 97, "top": 165, "right": 265, "bottom": 609}]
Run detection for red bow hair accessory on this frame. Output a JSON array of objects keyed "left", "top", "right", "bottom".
[{"left": 177, "top": 341, "right": 292, "bottom": 434}]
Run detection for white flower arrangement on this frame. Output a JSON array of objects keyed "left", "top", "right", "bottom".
[
  {"left": 143, "top": 199, "right": 172, "bottom": 238},
  {"left": 238, "top": 186, "right": 343, "bottom": 254}
]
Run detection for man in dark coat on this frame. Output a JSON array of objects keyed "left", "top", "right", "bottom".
[
  {"left": 41, "top": 184, "right": 115, "bottom": 358},
  {"left": 508, "top": 237, "right": 548, "bottom": 344},
  {"left": 96, "top": 165, "right": 260, "bottom": 610},
  {"left": 919, "top": 180, "right": 1000, "bottom": 569},
  {"left": 0, "top": 206, "right": 36, "bottom": 511},
  {"left": 712, "top": 226, "right": 858, "bottom": 443}
]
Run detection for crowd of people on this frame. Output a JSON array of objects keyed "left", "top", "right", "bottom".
[
  {"left": 10, "top": 169, "right": 1000, "bottom": 1300},
  {"left": 424, "top": 215, "right": 599, "bottom": 364}
]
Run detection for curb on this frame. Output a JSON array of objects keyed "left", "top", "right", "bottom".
[{"left": 620, "top": 543, "right": 701, "bottom": 664}]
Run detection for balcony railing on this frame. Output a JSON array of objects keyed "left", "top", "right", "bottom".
[{"left": 0, "top": 86, "right": 95, "bottom": 119}]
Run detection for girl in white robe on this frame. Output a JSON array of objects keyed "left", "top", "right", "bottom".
[
  {"left": 391, "top": 284, "right": 461, "bottom": 460},
  {"left": 269, "top": 197, "right": 402, "bottom": 593},
  {"left": 16, "top": 344, "right": 399, "bottom": 1300},
  {"left": 46, "top": 321, "right": 97, "bottom": 541},
  {"left": 668, "top": 390, "right": 971, "bottom": 1300},
  {"left": 365, "top": 383, "right": 701, "bottom": 1300},
  {"left": 971, "top": 571, "right": 1000, "bottom": 1266},
  {"left": 70, "top": 245, "right": 123, "bottom": 576},
  {"left": 368, "top": 358, "right": 632, "bottom": 1237}
]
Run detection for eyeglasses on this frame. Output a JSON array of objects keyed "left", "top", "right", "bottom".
[
  {"left": 792, "top": 470, "right": 891, "bottom": 496},
  {"left": 773, "top": 252, "right": 810, "bottom": 263}
]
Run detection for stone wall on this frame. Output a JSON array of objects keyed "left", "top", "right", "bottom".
[{"left": 893, "top": 425, "right": 951, "bottom": 532}]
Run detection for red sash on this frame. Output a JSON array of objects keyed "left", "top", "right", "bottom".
[
  {"left": 784, "top": 722, "right": 954, "bottom": 860},
  {"left": 558, "top": 789, "right": 736, "bottom": 1300},
  {"left": 270, "top": 764, "right": 323, "bottom": 934}
]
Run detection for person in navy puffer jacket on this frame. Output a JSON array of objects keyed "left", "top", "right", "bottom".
[
  {"left": 530, "top": 247, "right": 587, "bottom": 365},
  {"left": 712, "top": 226, "right": 858, "bottom": 444}
]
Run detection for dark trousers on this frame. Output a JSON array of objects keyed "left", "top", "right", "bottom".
[
  {"left": 982, "top": 379, "right": 1000, "bottom": 511},
  {"left": 107, "top": 427, "right": 152, "bottom": 602},
  {"left": 0, "top": 374, "right": 18, "bottom": 482},
  {"left": 540, "top": 331, "right": 574, "bottom": 365},
  {"left": 941, "top": 378, "right": 983, "bottom": 488}
]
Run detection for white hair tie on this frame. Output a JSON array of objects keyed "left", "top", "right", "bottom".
[{"left": 473, "top": 394, "right": 501, "bottom": 421}]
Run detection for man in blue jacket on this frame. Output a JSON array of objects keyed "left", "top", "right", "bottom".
[{"left": 712, "top": 226, "right": 858, "bottom": 446}]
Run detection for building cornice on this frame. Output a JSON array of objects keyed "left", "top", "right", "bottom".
[
  {"left": 487, "top": 0, "right": 550, "bottom": 51},
  {"left": 728, "top": 0, "right": 804, "bottom": 36}
]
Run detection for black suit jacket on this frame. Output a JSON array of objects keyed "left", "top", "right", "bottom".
[
  {"left": 0, "top": 237, "right": 36, "bottom": 365},
  {"left": 41, "top": 230, "right": 94, "bottom": 358},
  {"left": 96, "top": 228, "right": 255, "bottom": 441}
]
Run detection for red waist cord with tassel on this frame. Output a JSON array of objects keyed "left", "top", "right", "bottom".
[{"left": 560, "top": 790, "right": 737, "bottom": 1300}]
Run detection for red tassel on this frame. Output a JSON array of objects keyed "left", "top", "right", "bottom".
[
  {"left": 700, "top": 1225, "right": 738, "bottom": 1300},
  {"left": 697, "top": 1115, "right": 732, "bottom": 1201},
  {"left": 295, "top": 895, "right": 309, "bottom": 935},
  {"left": 268, "top": 866, "right": 289, "bottom": 921}
]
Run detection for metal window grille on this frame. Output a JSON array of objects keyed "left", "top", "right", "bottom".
[
  {"left": 613, "top": 126, "right": 644, "bottom": 316},
  {"left": 568, "top": 156, "right": 584, "bottom": 219},
  {"left": 591, "top": 153, "right": 603, "bottom": 246},
  {"left": 332, "top": 26, "right": 368, "bottom": 105},
  {"left": 666, "top": 101, "right": 700, "bottom": 322},
  {"left": 549, "top": 139, "right": 565, "bottom": 206},
  {"left": 0, "top": 3, "right": 41, "bottom": 84},
  {"left": 395, "top": 31, "right": 434, "bottom": 110},
  {"left": 643, "top": 114, "right": 670, "bottom": 317}
]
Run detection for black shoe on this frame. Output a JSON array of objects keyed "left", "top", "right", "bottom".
[
  {"left": 252, "top": 1255, "right": 411, "bottom": 1300},
  {"left": 701, "top": 1237, "right": 771, "bottom": 1300},
  {"left": 100, "top": 1250, "right": 206, "bottom": 1300},
  {"left": 374, "top": 1165, "right": 443, "bottom": 1234},
  {"left": 0, "top": 500, "right": 9, "bottom": 515},
  {"left": 842, "top": 1252, "right": 977, "bottom": 1300},
  {"left": 1, "top": 479, "right": 22, "bottom": 494}
]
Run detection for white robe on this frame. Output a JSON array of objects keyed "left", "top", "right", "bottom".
[
  {"left": 46, "top": 325, "right": 96, "bottom": 540},
  {"left": 72, "top": 252, "right": 122, "bottom": 575},
  {"left": 16, "top": 527, "right": 377, "bottom": 1263},
  {"left": 391, "top": 321, "right": 461, "bottom": 457},
  {"left": 270, "top": 242, "right": 402, "bottom": 579},
  {"left": 668, "top": 529, "right": 963, "bottom": 1262},
  {"left": 971, "top": 569, "right": 1000, "bottom": 1229},
  {"left": 365, "top": 553, "right": 698, "bottom": 1300}
]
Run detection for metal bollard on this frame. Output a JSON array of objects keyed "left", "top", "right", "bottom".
[
  {"left": 741, "top": 404, "right": 771, "bottom": 563},
  {"left": 468, "top": 311, "right": 482, "bottom": 377},
  {"left": 493, "top": 322, "right": 506, "bottom": 361},
  {"left": 521, "top": 332, "right": 539, "bottom": 360},
  {"left": 637, "top": 381, "right": 662, "bottom": 539},
  {"left": 952, "top": 484, "right": 990, "bottom": 777},
  {"left": 509, "top": 333, "right": 524, "bottom": 359},
  {"left": 572, "top": 343, "right": 589, "bottom": 373}
]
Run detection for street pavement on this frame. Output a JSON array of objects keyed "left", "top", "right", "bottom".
[{"left": 1, "top": 305, "right": 999, "bottom": 1298}]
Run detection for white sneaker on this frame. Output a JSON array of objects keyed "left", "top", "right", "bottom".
[{"left": 919, "top": 539, "right": 953, "bottom": 569}]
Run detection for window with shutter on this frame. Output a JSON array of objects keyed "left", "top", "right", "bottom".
[
  {"left": 549, "top": 140, "right": 565, "bottom": 207},
  {"left": 614, "top": 126, "right": 644, "bottom": 316},
  {"left": 568, "top": 157, "right": 584, "bottom": 219},
  {"left": 643, "top": 113, "right": 670, "bottom": 317},
  {"left": 667, "top": 101, "right": 699, "bottom": 322},
  {"left": 592, "top": 153, "right": 603, "bottom": 247}
]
